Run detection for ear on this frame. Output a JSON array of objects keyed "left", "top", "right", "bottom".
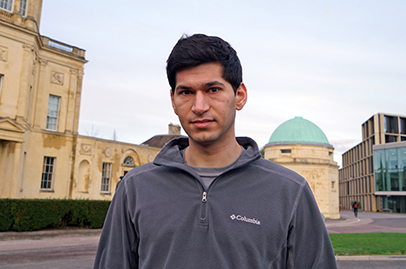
[
  {"left": 235, "top": 83, "right": 247, "bottom": 111},
  {"left": 170, "top": 90, "right": 178, "bottom": 115}
]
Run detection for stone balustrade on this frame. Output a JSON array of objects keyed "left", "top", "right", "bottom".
[{"left": 41, "top": 36, "right": 86, "bottom": 59}]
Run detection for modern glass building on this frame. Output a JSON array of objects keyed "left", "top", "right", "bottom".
[
  {"left": 339, "top": 113, "right": 406, "bottom": 213},
  {"left": 374, "top": 141, "right": 406, "bottom": 213}
]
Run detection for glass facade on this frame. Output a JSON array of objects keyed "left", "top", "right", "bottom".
[
  {"left": 374, "top": 145, "right": 406, "bottom": 192},
  {"left": 381, "top": 196, "right": 406, "bottom": 214},
  {"left": 374, "top": 144, "right": 406, "bottom": 213}
]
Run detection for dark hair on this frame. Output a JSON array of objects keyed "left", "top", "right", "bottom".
[{"left": 166, "top": 34, "right": 242, "bottom": 93}]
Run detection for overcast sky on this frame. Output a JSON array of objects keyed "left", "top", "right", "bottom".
[{"left": 40, "top": 0, "right": 406, "bottom": 167}]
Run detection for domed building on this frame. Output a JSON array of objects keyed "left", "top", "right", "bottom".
[{"left": 264, "top": 117, "right": 340, "bottom": 219}]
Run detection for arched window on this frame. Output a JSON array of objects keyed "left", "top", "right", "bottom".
[{"left": 123, "top": 156, "right": 134, "bottom": 166}]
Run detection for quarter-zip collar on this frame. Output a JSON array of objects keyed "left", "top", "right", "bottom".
[{"left": 153, "top": 136, "right": 261, "bottom": 172}]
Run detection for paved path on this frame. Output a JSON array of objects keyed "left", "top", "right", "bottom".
[
  {"left": 0, "top": 230, "right": 100, "bottom": 268},
  {"left": 326, "top": 210, "right": 406, "bottom": 234}
]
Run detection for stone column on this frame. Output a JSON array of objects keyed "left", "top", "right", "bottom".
[
  {"left": 65, "top": 69, "right": 78, "bottom": 134},
  {"left": 72, "top": 70, "right": 84, "bottom": 134},
  {"left": 10, "top": 142, "right": 23, "bottom": 198},
  {"left": 27, "top": 56, "right": 41, "bottom": 125},
  {"left": 11, "top": 0, "right": 22, "bottom": 25},
  {"left": 29, "top": 0, "right": 44, "bottom": 30},
  {"left": 0, "top": 142, "right": 7, "bottom": 197},
  {"left": 16, "top": 44, "right": 34, "bottom": 124},
  {"left": 1, "top": 142, "right": 23, "bottom": 198},
  {"left": 14, "top": 0, "right": 21, "bottom": 13},
  {"left": 33, "top": 59, "right": 47, "bottom": 129}
]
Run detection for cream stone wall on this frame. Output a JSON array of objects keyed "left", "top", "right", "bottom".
[
  {"left": 265, "top": 143, "right": 340, "bottom": 219},
  {"left": 71, "top": 136, "right": 160, "bottom": 201},
  {"left": 0, "top": 0, "right": 161, "bottom": 201}
]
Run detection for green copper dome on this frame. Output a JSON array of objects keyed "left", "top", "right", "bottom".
[{"left": 268, "top": 117, "right": 330, "bottom": 145}]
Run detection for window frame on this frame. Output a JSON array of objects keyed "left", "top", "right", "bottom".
[
  {"left": 19, "top": 0, "right": 28, "bottom": 17},
  {"left": 46, "top": 95, "right": 60, "bottom": 131},
  {"left": 0, "top": 0, "right": 14, "bottom": 13},
  {"left": 123, "top": 156, "right": 135, "bottom": 166},
  {"left": 101, "top": 162, "right": 112, "bottom": 193},
  {"left": 280, "top": 149, "right": 291, "bottom": 154},
  {"left": 41, "top": 156, "right": 55, "bottom": 190}
]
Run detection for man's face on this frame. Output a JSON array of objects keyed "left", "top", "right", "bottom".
[{"left": 171, "top": 62, "right": 247, "bottom": 147}]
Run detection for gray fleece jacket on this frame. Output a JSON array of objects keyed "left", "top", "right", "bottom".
[{"left": 94, "top": 137, "right": 337, "bottom": 269}]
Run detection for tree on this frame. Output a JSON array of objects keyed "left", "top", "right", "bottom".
[
  {"left": 112, "top": 129, "right": 118, "bottom": 141},
  {"left": 85, "top": 125, "right": 99, "bottom": 137}
]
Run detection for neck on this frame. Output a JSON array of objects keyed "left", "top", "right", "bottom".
[{"left": 185, "top": 137, "right": 242, "bottom": 167}]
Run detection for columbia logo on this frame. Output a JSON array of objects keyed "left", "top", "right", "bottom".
[{"left": 230, "top": 214, "right": 261, "bottom": 225}]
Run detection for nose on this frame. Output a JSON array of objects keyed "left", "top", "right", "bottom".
[{"left": 191, "top": 91, "right": 209, "bottom": 115}]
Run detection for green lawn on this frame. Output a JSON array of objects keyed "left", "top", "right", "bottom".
[{"left": 330, "top": 233, "right": 406, "bottom": 256}]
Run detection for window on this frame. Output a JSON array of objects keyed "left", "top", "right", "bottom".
[
  {"left": 384, "top": 115, "right": 398, "bottom": 134},
  {"left": 41, "top": 157, "right": 55, "bottom": 190},
  {"left": 19, "top": 0, "right": 27, "bottom": 17},
  {"left": 0, "top": 0, "right": 13, "bottom": 12},
  {"left": 281, "top": 149, "right": 291, "bottom": 154},
  {"left": 101, "top": 163, "right": 112, "bottom": 193},
  {"left": 123, "top": 156, "right": 134, "bottom": 166},
  {"left": 46, "top": 95, "right": 60, "bottom": 131},
  {"left": 331, "top": 181, "right": 335, "bottom": 190},
  {"left": 385, "top": 135, "right": 397, "bottom": 143},
  {"left": 400, "top": 117, "right": 406, "bottom": 135}
]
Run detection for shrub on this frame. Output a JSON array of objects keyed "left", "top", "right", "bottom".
[
  {"left": 0, "top": 199, "right": 13, "bottom": 231},
  {"left": 0, "top": 199, "right": 110, "bottom": 232}
]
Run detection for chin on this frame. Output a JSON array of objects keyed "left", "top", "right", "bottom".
[{"left": 189, "top": 133, "right": 221, "bottom": 145}]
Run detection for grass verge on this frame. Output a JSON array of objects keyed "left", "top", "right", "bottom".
[{"left": 330, "top": 233, "right": 406, "bottom": 256}]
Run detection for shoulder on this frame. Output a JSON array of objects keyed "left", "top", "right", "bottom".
[
  {"left": 250, "top": 158, "right": 307, "bottom": 187},
  {"left": 122, "top": 162, "right": 161, "bottom": 183}
]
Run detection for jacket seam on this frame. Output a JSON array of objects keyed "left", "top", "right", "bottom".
[
  {"left": 267, "top": 180, "right": 306, "bottom": 266},
  {"left": 122, "top": 179, "right": 138, "bottom": 257},
  {"left": 251, "top": 163, "right": 304, "bottom": 186}
]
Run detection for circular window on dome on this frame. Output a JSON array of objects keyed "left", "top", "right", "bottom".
[{"left": 123, "top": 156, "right": 135, "bottom": 166}]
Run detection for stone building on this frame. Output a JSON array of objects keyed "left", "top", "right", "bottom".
[
  {"left": 0, "top": 0, "right": 162, "bottom": 200},
  {"left": 339, "top": 113, "right": 406, "bottom": 213},
  {"left": 264, "top": 117, "right": 340, "bottom": 219}
]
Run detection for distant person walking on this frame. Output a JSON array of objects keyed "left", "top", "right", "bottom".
[{"left": 353, "top": 201, "right": 358, "bottom": 217}]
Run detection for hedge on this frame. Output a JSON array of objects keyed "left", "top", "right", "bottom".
[{"left": 0, "top": 199, "right": 110, "bottom": 232}]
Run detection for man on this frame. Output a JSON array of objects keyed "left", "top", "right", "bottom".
[
  {"left": 94, "top": 34, "right": 337, "bottom": 268},
  {"left": 353, "top": 201, "right": 358, "bottom": 217}
]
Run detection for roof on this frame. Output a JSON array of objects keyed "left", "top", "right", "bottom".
[
  {"left": 268, "top": 116, "right": 330, "bottom": 145},
  {"left": 141, "top": 134, "right": 186, "bottom": 148}
]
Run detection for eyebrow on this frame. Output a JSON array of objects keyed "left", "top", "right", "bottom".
[
  {"left": 204, "top": 81, "right": 226, "bottom": 88},
  {"left": 175, "top": 81, "right": 226, "bottom": 92},
  {"left": 175, "top": 85, "right": 192, "bottom": 91}
]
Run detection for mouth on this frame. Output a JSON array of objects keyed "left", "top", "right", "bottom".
[{"left": 191, "top": 119, "right": 214, "bottom": 129}]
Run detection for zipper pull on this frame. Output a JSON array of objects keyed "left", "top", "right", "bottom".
[{"left": 202, "top": 191, "right": 207, "bottom": 202}]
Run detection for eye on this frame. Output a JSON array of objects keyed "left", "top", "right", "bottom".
[
  {"left": 208, "top": 87, "right": 220, "bottom": 93},
  {"left": 179, "top": 90, "right": 192, "bottom": 95}
]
